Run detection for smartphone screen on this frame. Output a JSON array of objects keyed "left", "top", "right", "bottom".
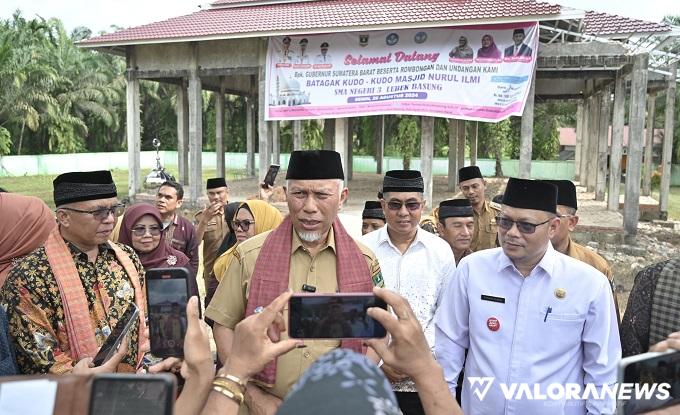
[
  {"left": 92, "top": 303, "right": 139, "bottom": 366},
  {"left": 146, "top": 268, "right": 190, "bottom": 358},
  {"left": 288, "top": 294, "right": 387, "bottom": 339},
  {"left": 620, "top": 350, "right": 680, "bottom": 414},
  {"left": 263, "top": 164, "right": 280, "bottom": 187},
  {"left": 89, "top": 374, "right": 175, "bottom": 415}
]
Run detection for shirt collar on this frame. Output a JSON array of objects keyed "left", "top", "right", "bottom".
[
  {"left": 292, "top": 226, "right": 336, "bottom": 254},
  {"left": 66, "top": 240, "right": 111, "bottom": 261},
  {"left": 379, "top": 225, "right": 423, "bottom": 251},
  {"left": 497, "top": 241, "right": 556, "bottom": 278}
]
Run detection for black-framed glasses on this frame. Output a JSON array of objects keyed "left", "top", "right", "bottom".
[
  {"left": 232, "top": 220, "right": 256, "bottom": 232},
  {"left": 496, "top": 216, "right": 551, "bottom": 234},
  {"left": 131, "top": 225, "right": 162, "bottom": 237},
  {"left": 60, "top": 203, "right": 125, "bottom": 221},
  {"left": 386, "top": 200, "right": 423, "bottom": 212}
]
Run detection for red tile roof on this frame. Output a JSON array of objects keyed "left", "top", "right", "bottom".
[
  {"left": 80, "top": 0, "right": 562, "bottom": 46},
  {"left": 583, "top": 11, "right": 671, "bottom": 36}
]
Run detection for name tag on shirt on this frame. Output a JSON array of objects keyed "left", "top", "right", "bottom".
[{"left": 481, "top": 294, "right": 505, "bottom": 304}]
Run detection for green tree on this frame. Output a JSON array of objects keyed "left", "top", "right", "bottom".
[{"left": 394, "top": 115, "right": 420, "bottom": 169}]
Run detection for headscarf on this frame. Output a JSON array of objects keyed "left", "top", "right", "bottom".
[
  {"left": 277, "top": 349, "right": 400, "bottom": 415},
  {"left": 118, "top": 203, "right": 190, "bottom": 271},
  {"left": 477, "top": 34, "right": 501, "bottom": 59},
  {"left": 215, "top": 201, "right": 242, "bottom": 256},
  {"left": 0, "top": 193, "right": 56, "bottom": 286},
  {"left": 213, "top": 200, "right": 283, "bottom": 282}
]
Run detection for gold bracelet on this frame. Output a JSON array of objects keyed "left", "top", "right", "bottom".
[
  {"left": 215, "top": 373, "right": 248, "bottom": 391},
  {"left": 212, "top": 384, "right": 244, "bottom": 406}
]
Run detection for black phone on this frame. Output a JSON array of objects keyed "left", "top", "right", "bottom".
[
  {"left": 146, "top": 267, "right": 191, "bottom": 358},
  {"left": 263, "top": 164, "right": 280, "bottom": 187},
  {"left": 92, "top": 303, "right": 139, "bottom": 366},
  {"left": 288, "top": 293, "right": 387, "bottom": 339},
  {"left": 618, "top": 350, "right": 680, "bottom": 414},
  {"left": 89, "top": 373, "right": 176, "bottom": 415}
]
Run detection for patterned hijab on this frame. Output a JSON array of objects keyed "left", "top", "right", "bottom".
[{"left": 277, "top": 349, "right": 400, "bottom": 415}]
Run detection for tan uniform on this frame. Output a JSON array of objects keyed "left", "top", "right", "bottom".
[
  {"left": 471, "top": 200, "right": 501, "bottom": 252},
  {"left": 205, "top": 227, "right": 383, "bottom": 402},
  {"left": 195, "top": 210, "right": 229, "bottom": 288}
]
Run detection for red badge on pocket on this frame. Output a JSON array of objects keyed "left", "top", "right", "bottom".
[{"left": 487, "top": 317, "right": 500, "bottom": 332}]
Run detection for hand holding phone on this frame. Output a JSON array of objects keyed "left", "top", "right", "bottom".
[
  {"left": 146, "top": 268, "right": 191, "bottom": 358},
  {"left": 262, "top": 164, "right": 280, "bottom": 188},
  {"left": 92, "top": 303, "right": 139, "bottom": 367}
]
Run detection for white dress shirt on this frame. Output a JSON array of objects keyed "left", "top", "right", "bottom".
[{"left": 434, "top": 244, "right": 620, "bottom": 415}]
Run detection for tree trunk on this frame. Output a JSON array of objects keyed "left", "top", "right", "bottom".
[
  {"left": 494, "top": 137, "right": 503, "bottom": 176},
  {"left": 17, "top": 120, "right": 25, "bottom": 156}
]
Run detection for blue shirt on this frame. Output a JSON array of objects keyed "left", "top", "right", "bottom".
[{"left": 434, "top": 244, "right": 620, "bottom": 415}]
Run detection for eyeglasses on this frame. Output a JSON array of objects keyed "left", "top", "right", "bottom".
[
  {"left": 386, "top": 200, "right": 423, "bottom": 212},
  {"left": 232, "top": 220, "right": 256, "bottom": 232},
  {"left": 60, "top": 203, "right": 125, "bottom": 221},
  {"left": 496, "top": 216, "right": 551, "bottom": 234},
  {"left": 131, "top": 225, "right": 162, "bottom": 237}
]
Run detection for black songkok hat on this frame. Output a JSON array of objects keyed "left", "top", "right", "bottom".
[
  {"left": 542, "top": 180, "right": 577, "bottom": 211},
  {"left": 53, "top": 170, "right": 117, "bottom": 207},
  {"left": 458, "top": 166, "right": 483, "bottom": 183},
  {"left": 362, "top": 201, "right": 385, "bottom": 220},
  {"left": 438, "top": 199, "right": 473, "bottom": 220},
  {"left": 382, "top": 170, "right": 424, "bottom": 193},
  {"left": 286, "top": 150, "right": 344, "bottom": 180},
  {"left": 502, "top": 178, "right": 557, "bottom": 214},
  {"left": 206, "top": 177, "right": 228, "bottom": 189}
]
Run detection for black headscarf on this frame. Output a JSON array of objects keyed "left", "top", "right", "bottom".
[{"left": 216, "top": 201, "right": 242, "bottom": 256}]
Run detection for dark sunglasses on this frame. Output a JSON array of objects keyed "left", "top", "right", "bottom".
[
  {"left": 232, "top": 220, "right": 256, "bottom": 232},
  {"left": 386, "top": 200, "right": 422, "bottom": 212},
  {"left": 60, "top": 203, "right": 126, "bottom": 221},
  {"left": 496, "top": 216, "right": 551, "bottom": 234},
  {"left": 131, "top": 225, "right": 162, "bottom": 237}
]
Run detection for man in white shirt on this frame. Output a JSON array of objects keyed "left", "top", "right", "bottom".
[
  {"left": 362, "top": 169, "right": 456, "bottom": 415},
  {"left": 314, "top": 42, "right": 332, "bottom": 64},
  {"left": 434, "top": 177, "right": 620, "bottom": 415}
]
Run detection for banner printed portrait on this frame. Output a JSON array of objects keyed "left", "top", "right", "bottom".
[{"left": 265, "top": 23, "right": 538, "bottom": 122}]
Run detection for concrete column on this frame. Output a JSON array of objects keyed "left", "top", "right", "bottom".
[
  {"left": 215, "top": 80, "right": 225, "bottom": 178},
  {"left": 471, "top": 121, "right": 479, "bottom": 165},
  {"left": 447, "top": 119, "right": 458, "bottom": 191},
  {"left": 586, "top": 94, "right": 601, "bottom": 193},
  {"left": 271, "top": 121, "right": 280, "bottom": 165},
  {"left": 519, "top": 71, "right": 536, "bottom": 179},
  {"left": 125, "top": 50, "right": 141, "bottom": 199},
  {"left": 292, "top": 120, "right": 302, "bottom": 151},
  {"left": 258, "top": 42, "right": 270, "bottom": 181},
  {"left": 176, "top": 81, "right": 189, "bottom": 186},
  {"left": 347, "top": 118, "right": 354, "bottom": 180},
  {"left": 660, "top": 62, "right": 677, "bottom": 218},
  {"left": 596, "top": 85, "right": 611, "bottom": 201},
  {"left": 375, "top": 115, "right": 385, "bottom": 174},
  {"left": 457, "top": 119, "right": 466, "bottom": 171},
  {"left": 334, "top": 118, "right": 348, "bottom": 183},
  {"left": 421, "top": 116, "right": 435, "bottom": 205},
  {"left": 579, "top": 98, "right": 590, "bottom": 185},
  {"left": 624, "top": 54, "right": 649, "bottom": 239},
  {"left": 187, "top": 46, "right": 203, "bottom": 204},
  {"left": 574, "top": 102, "right": 584, "bottom": 182},
  {"left": 245, "top": 95, "right": 255, "bottom": 177},
  {"left": 643, "top": 92, "right": 657, "bottom": 196},
  {"left": 324, "top": 119, "right": 335, "bottom": 150},
  {"left": 608, "top": 72, "right": 626, "bottom": 211}
]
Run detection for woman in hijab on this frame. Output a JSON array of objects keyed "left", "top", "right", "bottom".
[
  {"left": 0, "top": 193, "right": 56, "bottom": 287},
  {"left": 449, "top": 35, "right": 473, "bottom": 59},
  {"left": 213, "top": 200, "right": 283, "bottom": 283},
  {"left": 476, "top": 34, "right": 502, "bottom": 60},
  {"left": 118, "top": 204, "right": 198, "bottom": 297},
  {"left": 215, "top": 201, "right": 243, "bottom": 257}
]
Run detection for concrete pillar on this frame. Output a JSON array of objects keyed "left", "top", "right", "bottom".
[
  {"left": 292, "top": 120, "right": 302, "bottom": 151},
  {"left": 324, "top": 119, "right": 335, "bottom": 150},
  {"left": 215, "top": 79, "right": 225, "bottom": 178},
  {"left": 125, "top": 49, "right": 141, "bottom": 199},
  {"left": 421, "top": 116, "right": 435, "bottom": 205},
  {"left": 347, "top": 118, "right": 354, "bottom": 181},
  {"left": 642, "top": 92, "right": 657, "bottom": 196},
  {"left": 187, "top": 44, "right": 203, "bottom": 203},
  {"left": 258, "top": 41, "right": 270, "bottom": 181},
  {"left": 375, "top": 115, "right": 385, "bottom": 174},
  {"left": 245, "top": 95, "right": 255, "bottom": 177},
  {"left": 574, "top": 102, "right": 584, "bottom": 182},
  {"left": 624, "top": 54, "right": 649, "bottom": 239},
  {"left": 586, "top": 94, "right": 601, "bottom": 193},
  {"left": 471, "top": 121, "right": 478, "bottom": 165},
  {"left": 596, "top": 85, "right": 611, "bottom": 201},
  {"left": 579, "top": 98, "right": 590, "bottom": 185},
  {"left": 519, "top": 71, "right": 536, "bottom": 179},
  {"left": 271, "top": 121, "right": 280, "bottom": 165},
  {"left": 608, "top": 72, "right": 626, "bottom": 211},
  {"left": 334, "top": 118, "right": 348, "bottom": 183},
  {"left": 660, "top": 62, "right": 677, "bottom": 218},
  {"left": 448, "top": 119, "right": 458, "bottom": 191},
  {"left": 457, "top": 119, "right": 466, "bottom": 171},
  {"left": 176, "top": 81, "right": 189, "bottom": 186}
]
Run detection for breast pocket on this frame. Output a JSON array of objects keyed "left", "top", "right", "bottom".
[{"left": 540, "top": 310, "right": 586, "bottom": 351}]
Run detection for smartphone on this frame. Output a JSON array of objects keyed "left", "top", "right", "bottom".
[
  {"left": 263, "top": 164, "right": 280, "bottom": 187},
  {"left": 617, "top": 350, "right": 680, "bottom": 414},
  {"left": 92, "top": 303, "right": 139, "bottom": 366},
  {"left": 146, "top": 267, "right": 191, "bottom": 358},
  {"left": 288, "top": 293, "right": 387, "bottom": 339},
  {"left": 89, "top": 373, "right": 175, "bottom": 415}
]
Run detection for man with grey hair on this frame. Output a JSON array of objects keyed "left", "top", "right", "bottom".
[{"left": 206, "top": 150, "right": 384, "bottom": 415}]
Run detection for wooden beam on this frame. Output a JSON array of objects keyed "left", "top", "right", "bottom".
[{"left": 660, "top": 62, "right": 677, "bottom": 217}]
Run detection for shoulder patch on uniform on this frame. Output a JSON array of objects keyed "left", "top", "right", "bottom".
[
  {"left": 370, "top": 261, "right": 385, "bottom": 288},
  {"left": 489, "top": 201, "right": 502, "bottom": 211}
]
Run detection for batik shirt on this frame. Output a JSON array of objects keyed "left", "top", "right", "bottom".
[{"left": 0, "top": 241, "right": 145, "bottom": 374}]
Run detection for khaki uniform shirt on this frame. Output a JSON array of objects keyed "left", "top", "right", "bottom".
[
  {"left": 195, "top": 210, "right": 229, "bottom": 285},
  {"left": 471, "top": 200, "right": 501, "bottom": 252},
  {"left": 205, "top": 227, "right": 383, "bottom": 400}
]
